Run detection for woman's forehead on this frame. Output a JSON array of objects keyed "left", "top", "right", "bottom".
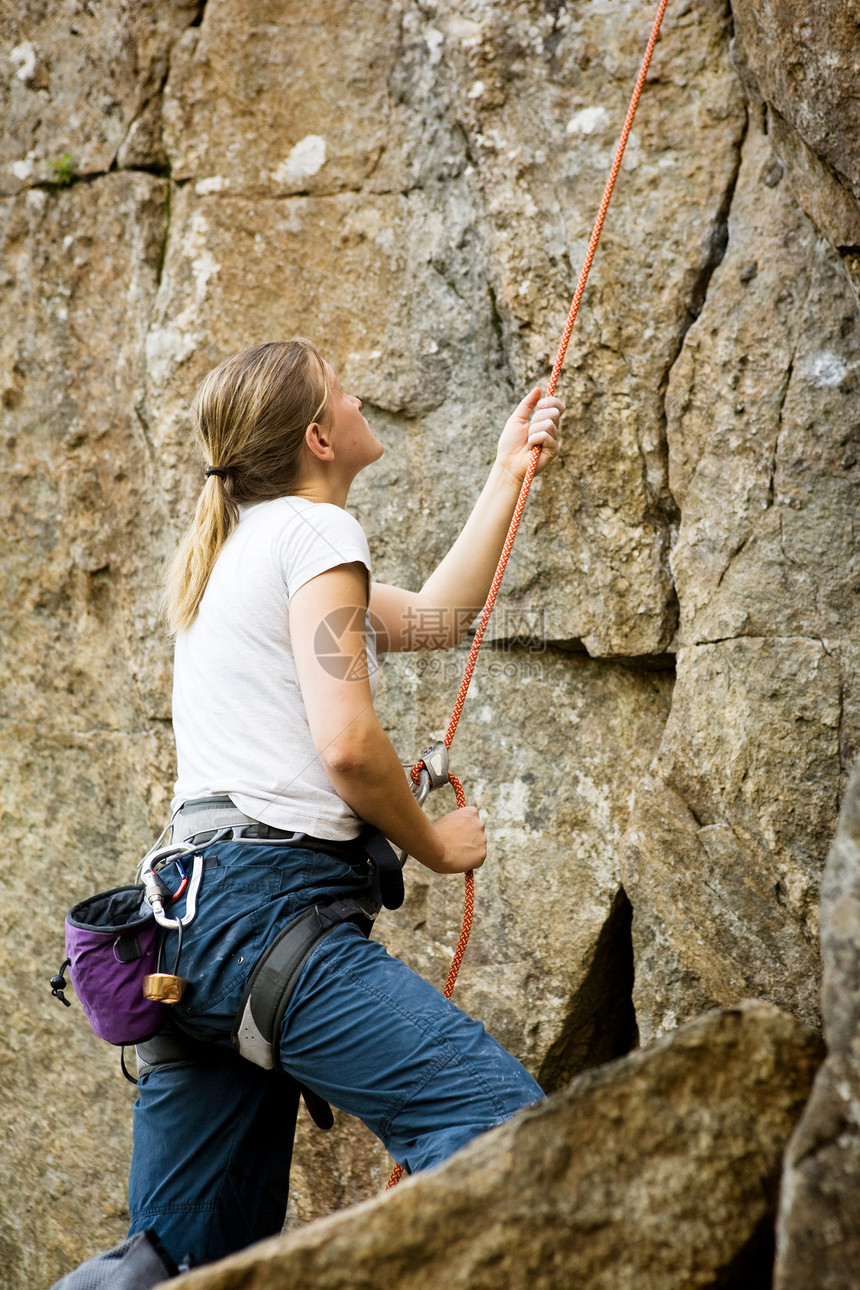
[{"left": 324, "top": 361, "right": 342, "bottom": 394}]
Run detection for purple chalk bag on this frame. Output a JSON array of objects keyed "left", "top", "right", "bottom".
[{"left": 64, "top": 885, "right": 165, "bottom": 1045}]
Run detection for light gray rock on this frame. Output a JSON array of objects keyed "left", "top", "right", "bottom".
[
  {"left": 169, "top": 1003, "right": 823, "bottom": 1290},
  {"left": 162, "top": 0, "right": 397, "bottom": 197},
  {"left": 623, "top": 637, "right": 845, "bottom": 1041},
  {"left": 767, "top": 110, "right": 860, "bottom": 259},
  {"left": 730, "top": 0, "right": 860, "bottom": 201},
  {"left": 624, "top": 110, "right": 860, "bottom": 1044},
  {"left": 731, "top": 0, "right": 860, "bottom": 299},
  {"left": 668, "top": 117, "right": 860, "bottom": 648}
]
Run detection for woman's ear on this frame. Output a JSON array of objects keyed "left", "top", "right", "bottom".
[{"left": 304, "top": 419, "right": 335, "bottom": 462}]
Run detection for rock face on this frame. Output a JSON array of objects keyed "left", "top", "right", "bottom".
[
  {"left": 624, "top": 635, "right": 843, "bottom": 1036},
  {"left": 774, "top": 759, "right": 860, "bottom": 1289},
  {"left": 0, "top": 170, "right": 176, "bottom": 1287},
  {"left": 171, "top": 1003, "right": 823, "bottom": 1290},
  {"left": 0, "top": 1, "right": 203, "bottom": 190},
  {"left": 622, "top": 57, "right": 860, "bottom": 1044},
  {"left": 1, "top": 1, "right": 858, "bottom": 1287},
  {"left": 730, "top": 0, "right": 860, "bottom": 257}
]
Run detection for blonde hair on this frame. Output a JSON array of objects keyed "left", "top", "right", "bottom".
[{"left": 164, "top": 339, "right": 330, "bottom": 633}]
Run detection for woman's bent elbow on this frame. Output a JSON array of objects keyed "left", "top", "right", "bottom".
[{"left": 321, "top": 738, "right": 373, "bottom": 780}]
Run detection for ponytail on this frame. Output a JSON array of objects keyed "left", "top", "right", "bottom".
[
  {"left": 163, "top": 474, "right": 239, "bottom": 634},
  {"left": 163, "top": 339, "right": 330, "bottom": 634}
]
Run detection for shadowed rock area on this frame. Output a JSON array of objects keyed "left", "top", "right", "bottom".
[
  {"left": 1, "top": 0, "right": 859, "bottom": 1286},
  {"left": 168, "top": 1003, "right": 822, "bottom": 1290}
]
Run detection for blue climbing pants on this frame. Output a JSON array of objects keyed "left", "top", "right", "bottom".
[{"left": 128, "top": 842, "right": 543, "bottom": 1267}]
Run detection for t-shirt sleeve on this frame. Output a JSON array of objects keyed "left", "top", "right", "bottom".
[{"left": 278, "top": 502, "right": 372, "bottom": 600}]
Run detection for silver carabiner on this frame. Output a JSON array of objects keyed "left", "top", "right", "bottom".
[{"left": 140, "top": 843, "right": 205, "bottom": 930}]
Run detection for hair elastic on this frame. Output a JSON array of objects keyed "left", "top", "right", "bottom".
[{"left": 205, "top": 466, "right": 227, "bottom": 479}]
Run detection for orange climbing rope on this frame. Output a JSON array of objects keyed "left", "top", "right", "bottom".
[{"left": 386, "top": 0, "right": 669, "bottom": 1189}]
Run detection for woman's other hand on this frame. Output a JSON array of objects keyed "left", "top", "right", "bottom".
[
  {"left": 424, "top": 806, "right": 487, "bottom": 874},
  {"left": 495, "top": 387, "right": 564, "bottom": 484}
]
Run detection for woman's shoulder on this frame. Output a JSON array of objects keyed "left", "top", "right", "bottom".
[
  {"left": 241, "top": 496, "right": 364, "bottom": 531},
  {"left": 244, "top": 499, "right": 370, "bottom": 589}
]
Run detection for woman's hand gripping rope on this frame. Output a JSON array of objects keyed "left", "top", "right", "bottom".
[
  {"left": 398, "top": 741, "right": 486, "bottom": 876},
  {"left": 494, "top": 388, "right": 564, "bottom": 486}
]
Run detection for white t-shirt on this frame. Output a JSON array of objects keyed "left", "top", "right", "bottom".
[{"left": 171, "top": 496, "right": 378, "bottom": 840}]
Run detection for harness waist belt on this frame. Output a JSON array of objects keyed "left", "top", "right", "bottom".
[
  {"left": 173, "top": 796, "right": 362, "bottom": 853},
  {"left": 172, "top": 796, "right": 405, "bottom": 910}
]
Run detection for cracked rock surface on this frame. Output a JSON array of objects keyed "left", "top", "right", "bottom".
[
  {"left": 622, "top": 112, "right": 860, "bottom": 1043},
  {"left": 1, "top": 1, "right": 858, "bottom": 1287},
  {"left": 0, "top": 0, "right": 203, "bottom": 190},
  {"left": 775, "top": 759, "right": 860, "bottom": 1289}
]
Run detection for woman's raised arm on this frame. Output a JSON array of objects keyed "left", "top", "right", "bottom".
[{"left": 370, "top": 388, "right": 563, "bottom": 651}]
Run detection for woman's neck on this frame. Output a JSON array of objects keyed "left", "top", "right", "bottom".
[{"left": 288, "top": 470, "right": 351, "bottom": 509}]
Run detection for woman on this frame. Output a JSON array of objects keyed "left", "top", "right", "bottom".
[{"left": 128, "top": 339, "right": 563, "bottom": 1269}]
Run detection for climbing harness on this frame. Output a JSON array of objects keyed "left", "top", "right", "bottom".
[
  {"left": 386, "top": 0, "right": 670, "bottom": 1187},
  {"left": 233, "top": 895, "right": 379, "bottom": 1071},
  {"left": 135, "top": 1027, "right": 335, "bottom": 1131},
  {"left": 168, "top": 796, "right": 403, "bottom": 1073},
  {"left": 166, "top": 793, "right": 405, "bottom": 911},
  {"left": 51, "top": 794, "right": 402, "bottom": 1106},
  {"left": 168, "top": 794, "right": 405, "bottom": 909}
]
